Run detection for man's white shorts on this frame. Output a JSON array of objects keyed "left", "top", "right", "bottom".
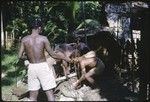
[{"left": 28, "top": 62, "right": 56, "bottom": 91}]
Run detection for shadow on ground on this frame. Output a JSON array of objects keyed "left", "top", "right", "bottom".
[{"left": 95, "top": 70, "right": 138, "bottom": 101}]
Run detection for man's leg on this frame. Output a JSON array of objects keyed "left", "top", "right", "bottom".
[
  {"left": 29, "top": 90, "right": 39, "bottom": 101},
  {"left": 62, "top": 60, "right": 71, "bottom": 80},
  {"left": 45, "top": 89, "right": 55, "bottom": 101},
  {"left": 73, "top": 74, "right": 86, "bottom": 87},
  {"left": 74, "top": 68, "right": 95, "bottom": 88},
  {"left": 84, "top": 68, "right": 96, "bottom": 84},
  {"left": 73, "top": 61, "right": 86, "bottom": 89}
]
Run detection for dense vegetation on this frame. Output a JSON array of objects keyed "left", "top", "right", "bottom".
[
  {"left": 1, "top": 1, "right": 149, "bottom": 101},
  {"left": 1, "top": 1, "right": 104, "bottom": 100},
  {"left": 2, "top": 1, "right": 103, "bottom": 44},
  {"left": 1, "top": 1, "right": 104, "bottom": 87}
]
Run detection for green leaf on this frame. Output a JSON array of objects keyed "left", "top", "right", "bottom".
[
  {"left": 35, "top": 6, "right": 39, "bottom": 12},
  {"left": 76, "top": 19, "right": 100, "bottom": 30}
]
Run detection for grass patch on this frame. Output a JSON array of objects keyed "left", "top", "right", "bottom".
[{"left": 1, "top": 48, "right": 27, "bottom": 101}]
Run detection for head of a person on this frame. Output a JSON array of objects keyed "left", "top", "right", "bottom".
[{"left": 30, "top": 19, "right": 42, "bottom": 33}]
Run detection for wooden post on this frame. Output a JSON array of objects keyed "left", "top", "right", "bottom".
[
  {"left": 56, "top": 73, "right": 77, "bottom": 82},
  {"left": 5, "top": 31, "right": 7, "bottom": 48},
  {"left": 1, "top": 10, "right": 4, "bottom": 47}
]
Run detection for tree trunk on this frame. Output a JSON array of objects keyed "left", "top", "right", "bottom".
[
  {"left": 1, "top": 11, "right": 4, "bottom": 46},
  {"left": 1, "top": 10, "right": 5, "bottom": 48},
  {"left": 1, "top": 11, "right": 4, "bottom": 47}
]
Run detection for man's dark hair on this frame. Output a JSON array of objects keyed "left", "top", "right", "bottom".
[{"left": 30, "top": 19, "right": 42, "bottom": 29}]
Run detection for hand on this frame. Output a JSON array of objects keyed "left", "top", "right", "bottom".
[
  {"left": 24, "top": 60, "right": 30, "bottom": 67},
  {"left": 82, "top": 69, "right": 86, "bottom": 75},
  {"left": 72, "top": 57, "right": 79, "bottom": 62},
  {"left": 70, "top": 59, "right": 74, "bottom": 63},
  {"left": 65, "top": 57, "right": 71, "bottom": 63},
  {"left": 73, "top": 80, "right": 79, "bottom": 89}
]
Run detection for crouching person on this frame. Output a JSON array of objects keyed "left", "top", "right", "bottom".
[{"left": 72, "top": 51, "right": 105, "bottom": 89}]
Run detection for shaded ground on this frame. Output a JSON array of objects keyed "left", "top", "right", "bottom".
[
  {"left": 1, "top": 50, "right": 138, "bottom": 101},
  {"left": 2, "top": 71, "right": 138, "bottom": 101},
  {"left": 96, "top": 73, "right": 138, "bottom": 101}
]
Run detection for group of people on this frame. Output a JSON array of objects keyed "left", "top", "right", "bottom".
[{"left": 18, "top": 20, "right": 105, "bottom": 101}]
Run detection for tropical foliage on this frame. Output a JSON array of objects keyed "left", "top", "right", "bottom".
[
  {"left": 1, "top": 1, "right": 103, "bottom": 94},
  {"left": 2, "top": 1, "right": 102, "bottom": 44}
]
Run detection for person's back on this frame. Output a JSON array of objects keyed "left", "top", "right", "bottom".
[
  {"left": 22, "top": 34, "right": 46, "bottom": 63},
  {"left": 18, "top": 19, "right": 71, "bottom": 101}
]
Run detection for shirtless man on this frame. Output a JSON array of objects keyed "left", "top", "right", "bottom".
[
  {"left": 72, "top": 51, "right": 105, "bottom": 89},
  {"left": 18, "top": 20, "right": 71, "bottom": 101},
  {"left": 54, "top": 43, "right": 77, "bottom": 78}
]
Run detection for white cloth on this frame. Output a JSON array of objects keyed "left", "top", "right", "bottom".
[{"left": 28, "top": 62, "right": 56, "bottom": 91}]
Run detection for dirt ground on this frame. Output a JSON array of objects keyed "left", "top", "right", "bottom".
[
  {"left": 2, "top": 56, "right": 138, "bottom": 101},
  {"left": 2, "top": 73, "right": 138, "bottom": 101},
  {"left": 4, "top": 76, "right": 106, "bottom": 101}
]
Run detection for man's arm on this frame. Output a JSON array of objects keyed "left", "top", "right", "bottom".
[
  {"left": 44, "top": 37, "right": 71, "bottom": 62},
  {"left": 72, "top": 51, "right": 96, "bottom": 62},
  {"left": 16, "top": 39, "right": 26, "bottom": 65},
  {"left": 18, "top": 39, "right": 25, "bottom": 60}
]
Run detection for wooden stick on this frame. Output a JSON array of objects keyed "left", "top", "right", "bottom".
[{"left": 56, "top": 73, "right": 77, "bottom": 82}]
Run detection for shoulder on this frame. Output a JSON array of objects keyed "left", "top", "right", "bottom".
[
  {"left": 40, "top": 35, "right": 48, "bottom": 40},
  {"left": 39, "top": 35, "right": 49, "bottom": 42},
  {"left": 21, "top": 35, "right": 30, "bottom": 42}
]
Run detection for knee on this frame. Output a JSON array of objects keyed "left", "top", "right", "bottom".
[
  {"left": 45, "top": 89, "right": 54, "bottom": 95},
  {"left": 84, "top": 74, "right": 89, "bottom": 79},
  {"left": 79, "top": 61, "right": 85, "bottom": 69}
]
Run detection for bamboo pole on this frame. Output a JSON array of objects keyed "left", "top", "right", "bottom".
[
  {"left": 56, "top": 73, "right": 77, "bottom": 82},
  {"left": 1, "top": 10, "right": 4, "bottom": 47}
]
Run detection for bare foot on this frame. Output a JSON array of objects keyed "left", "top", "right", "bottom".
[{"left": 73, "top": 80, "right": 80, "bottom": 90}]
